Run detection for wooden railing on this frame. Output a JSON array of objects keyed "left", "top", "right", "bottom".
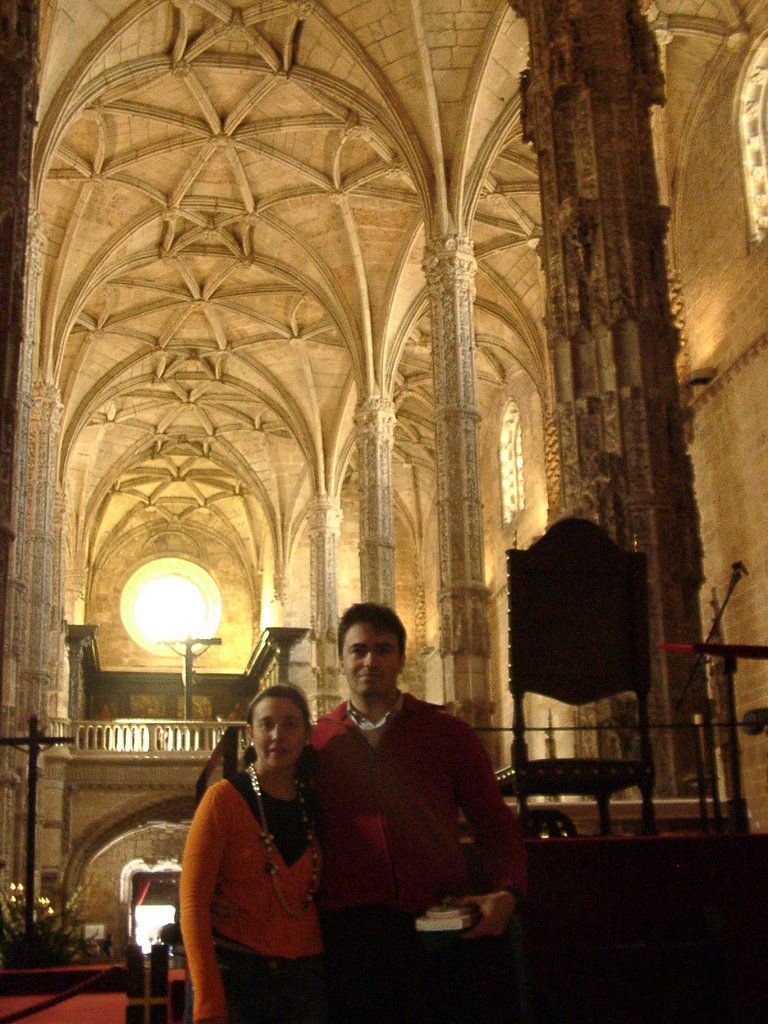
[{"left": 49, "top": 718, "right": 247, "bottom": 754}]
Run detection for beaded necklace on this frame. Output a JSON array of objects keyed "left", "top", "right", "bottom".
[{"left": 247, "top": 764, "right": 320, "bottom": 918}]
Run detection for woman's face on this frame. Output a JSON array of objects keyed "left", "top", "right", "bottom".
[{"left": 249, "top": 696, "right": 309, "bottom": 773}]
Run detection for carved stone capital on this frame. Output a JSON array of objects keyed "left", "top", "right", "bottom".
[
  {"left": 422, "top": 234, "right": 476, "bottom": 297},
  {"left": 30, "top": 382, "right": 63, "bottom": 424},
  {"left": 353, "top": 395, "right": 396, "bottom": 440},
  {"left": 307, "top": 496, "right": 342, "bottom": 538},
  {"left": 288, "top": 0, "right": 315, "bottom": 18}
]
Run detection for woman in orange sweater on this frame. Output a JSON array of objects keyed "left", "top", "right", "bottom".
[{"left": 180, "top": 685, "right": 325, "bottom": 1024}]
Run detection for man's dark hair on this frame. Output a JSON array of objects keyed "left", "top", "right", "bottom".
[{"left": 337, "top": 602, "right": 407, "bottom": 657}]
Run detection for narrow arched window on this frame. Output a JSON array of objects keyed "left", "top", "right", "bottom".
[
  {"left": 740, "top": 42, "right": 768, "bottom": 243},
  {"left": 500, "top": 400, "right": 525, "bottom": 524}
]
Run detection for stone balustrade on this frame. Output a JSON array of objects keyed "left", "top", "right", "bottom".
[{"left": 48, "top": 718, "right": 247, "bottom": 754}]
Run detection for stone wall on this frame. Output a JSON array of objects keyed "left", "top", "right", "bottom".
[
  {"left": 80, "top": 822, "right": 188, "bottom": 958},
  {"left": 676, "top": 41, "right": 768, "bottom": 831},
  {"left": 479, "top": 368, "right": 548, "bottom": 746}
]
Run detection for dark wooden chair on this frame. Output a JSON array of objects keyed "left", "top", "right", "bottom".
[{"left": 505, "top": 517, "right": 656, "bottom": 835}]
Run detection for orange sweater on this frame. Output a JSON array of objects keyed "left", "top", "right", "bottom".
[{"left": 180, "top": 778, "right": 323, "bottom": 1022}]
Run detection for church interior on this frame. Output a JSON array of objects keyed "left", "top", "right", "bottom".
[{"left": 2, "top": 0, "right": 768, "bottom": 1017}]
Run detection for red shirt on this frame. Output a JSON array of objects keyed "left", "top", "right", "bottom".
[{"left": 311, "top": 693, "right": 527, "bottom": 914}]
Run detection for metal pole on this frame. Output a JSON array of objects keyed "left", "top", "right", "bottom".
[
  {"left": 723, "top": 656, "right": 750, "bottom": 832},
  {"left": 703, "top": 700, "right": 725, "bottom": 833},
  {"left": 692, "top": 716, "right": 709, "bottom": 833}
]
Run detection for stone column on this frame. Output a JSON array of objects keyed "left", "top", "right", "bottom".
[
  {"left": 511, "top": 0, "right": 705, "bottom": 792},
  {"left": 354, "top": 396, "right": 396, "bottom": 605},
  {"left": 20, "top": 384, "right": 64, "bottom": 724},
  {"left": 307, "top": 497, "right": 342, "bottom": 716},
  {"left": 644, "top": 7, "right": 692, "bottom": 396},
  {"left": 1, "top": 220, "right": 42, "bottom": 884},
  {"left": 8, "top": 216, "right": 44, "bottom": 674},
  {"left": 40, "top": 742, "right": 70, "bottom": 890},
  {"left": 400, "top": 578, "right": 428, "bottom": 700},
  {"left": 0, "top": 0, "right": 39, "bottom": 725},
  {"left": 64, "top": 567, "right": 87, "bottom": 626},
  {"left": 51, "top": 491, "right": 69, "bottom": 719},
  {"left": 422, "top": 236, "right": 492, "bottom": 726},
  {"left": 0, "top": 184, "right": 43, "bottom": 886}
]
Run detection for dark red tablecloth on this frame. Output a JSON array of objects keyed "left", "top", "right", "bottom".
[{"left": 522, "top": 832, "right": 768, "bottom": 1024}]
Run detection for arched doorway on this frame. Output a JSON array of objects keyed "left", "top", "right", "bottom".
[
  {"left": 71, "top": 818, "right": 191, "bottom": 957},
  {"left": 123, "top": 860, "right": 182, "bottom": 952}
]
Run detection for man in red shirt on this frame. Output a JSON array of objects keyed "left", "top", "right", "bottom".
[{"left": 312, "top": 602, "right": 527, "bottom": 1024}]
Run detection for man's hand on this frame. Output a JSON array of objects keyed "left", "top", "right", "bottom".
[{"left": 458, "top": 890, "right": 517, "bottom": 939}]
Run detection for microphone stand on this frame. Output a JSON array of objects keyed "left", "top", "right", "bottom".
[
  {"left": 675, "top": 563, "right": 749, "bottom": 834},
  {"left": 722, "top": 649, "right": 750, "bottom": 833}
]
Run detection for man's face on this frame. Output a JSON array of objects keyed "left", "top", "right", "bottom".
[{"left": 339, "top": 622, "right": 405, "bottom": 707}]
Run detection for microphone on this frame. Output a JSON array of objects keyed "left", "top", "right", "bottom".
[{"left": 731, "top": 561, "right": 749, "bottom": 576}]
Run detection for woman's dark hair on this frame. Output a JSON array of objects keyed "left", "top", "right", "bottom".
[
  {"left": 245, "top": 683, "right": 317, "bottom": 784},
  {"left": 246, "top": 683, "right": 312, "bottom": 730},
  {"left": 337, "top": 602, "right": 407, "bottom": 656}
]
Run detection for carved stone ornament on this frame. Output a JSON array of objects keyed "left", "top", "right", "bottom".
[
  {"left": 354, "top": 396, "right": 396, "bottom": 605},
  {"left": 422, "top": 235, "right": 491, "bottom": 702},
  {"left": 520, "top": 0, "right": 706, "bottom": 793}
]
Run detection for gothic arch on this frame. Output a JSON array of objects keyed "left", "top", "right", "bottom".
[{"left": 63, "top": 793, "right": 196, "bottom": 894}]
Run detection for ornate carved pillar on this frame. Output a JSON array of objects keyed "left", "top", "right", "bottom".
[
  {"left": 20, "top": 384, "right": 64, "bottom": 724},
  {"left": 307, "top": 497, "right": 342, "bottom": 716},
  {"left": 644, "top": 7, "right": 692, "bottom": 396},
  {"left": 422, "top": 236, "right": 492, "bottom": 726},
  {"left": 10, "top": 213, "right": 43, "bottom": 622},
  {"left": 0, "top": 0, "right": 39, "bottom": 721},
  {"left": 354, "top": 396, "right": 396, "bottom": 605},
  {"left": 400, "top": 578, "right": 428, "bottom": 700},
  {"left": 512, "top": 0, "right": 705, "bottom": 792},
  {"left": 1, "top": 158, "right": 42, "bottom": 883},
  {"left": 0, "top": 216, "right": 43, "bottom": 885}
]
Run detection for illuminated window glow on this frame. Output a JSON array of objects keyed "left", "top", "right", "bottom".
[
  {"left": 500, "top": 400, "right": 525, "bottom": 524},
  {"left": 121, "top": 559, "right": 222, "bottom": 655}
]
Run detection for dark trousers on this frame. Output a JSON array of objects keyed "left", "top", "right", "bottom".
[
  {"left": 320, "top": 905, "right": 518, "bottom": 1024},
  {"left": 216, "top": 947, "right": 327, "bottom": 1024}
]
